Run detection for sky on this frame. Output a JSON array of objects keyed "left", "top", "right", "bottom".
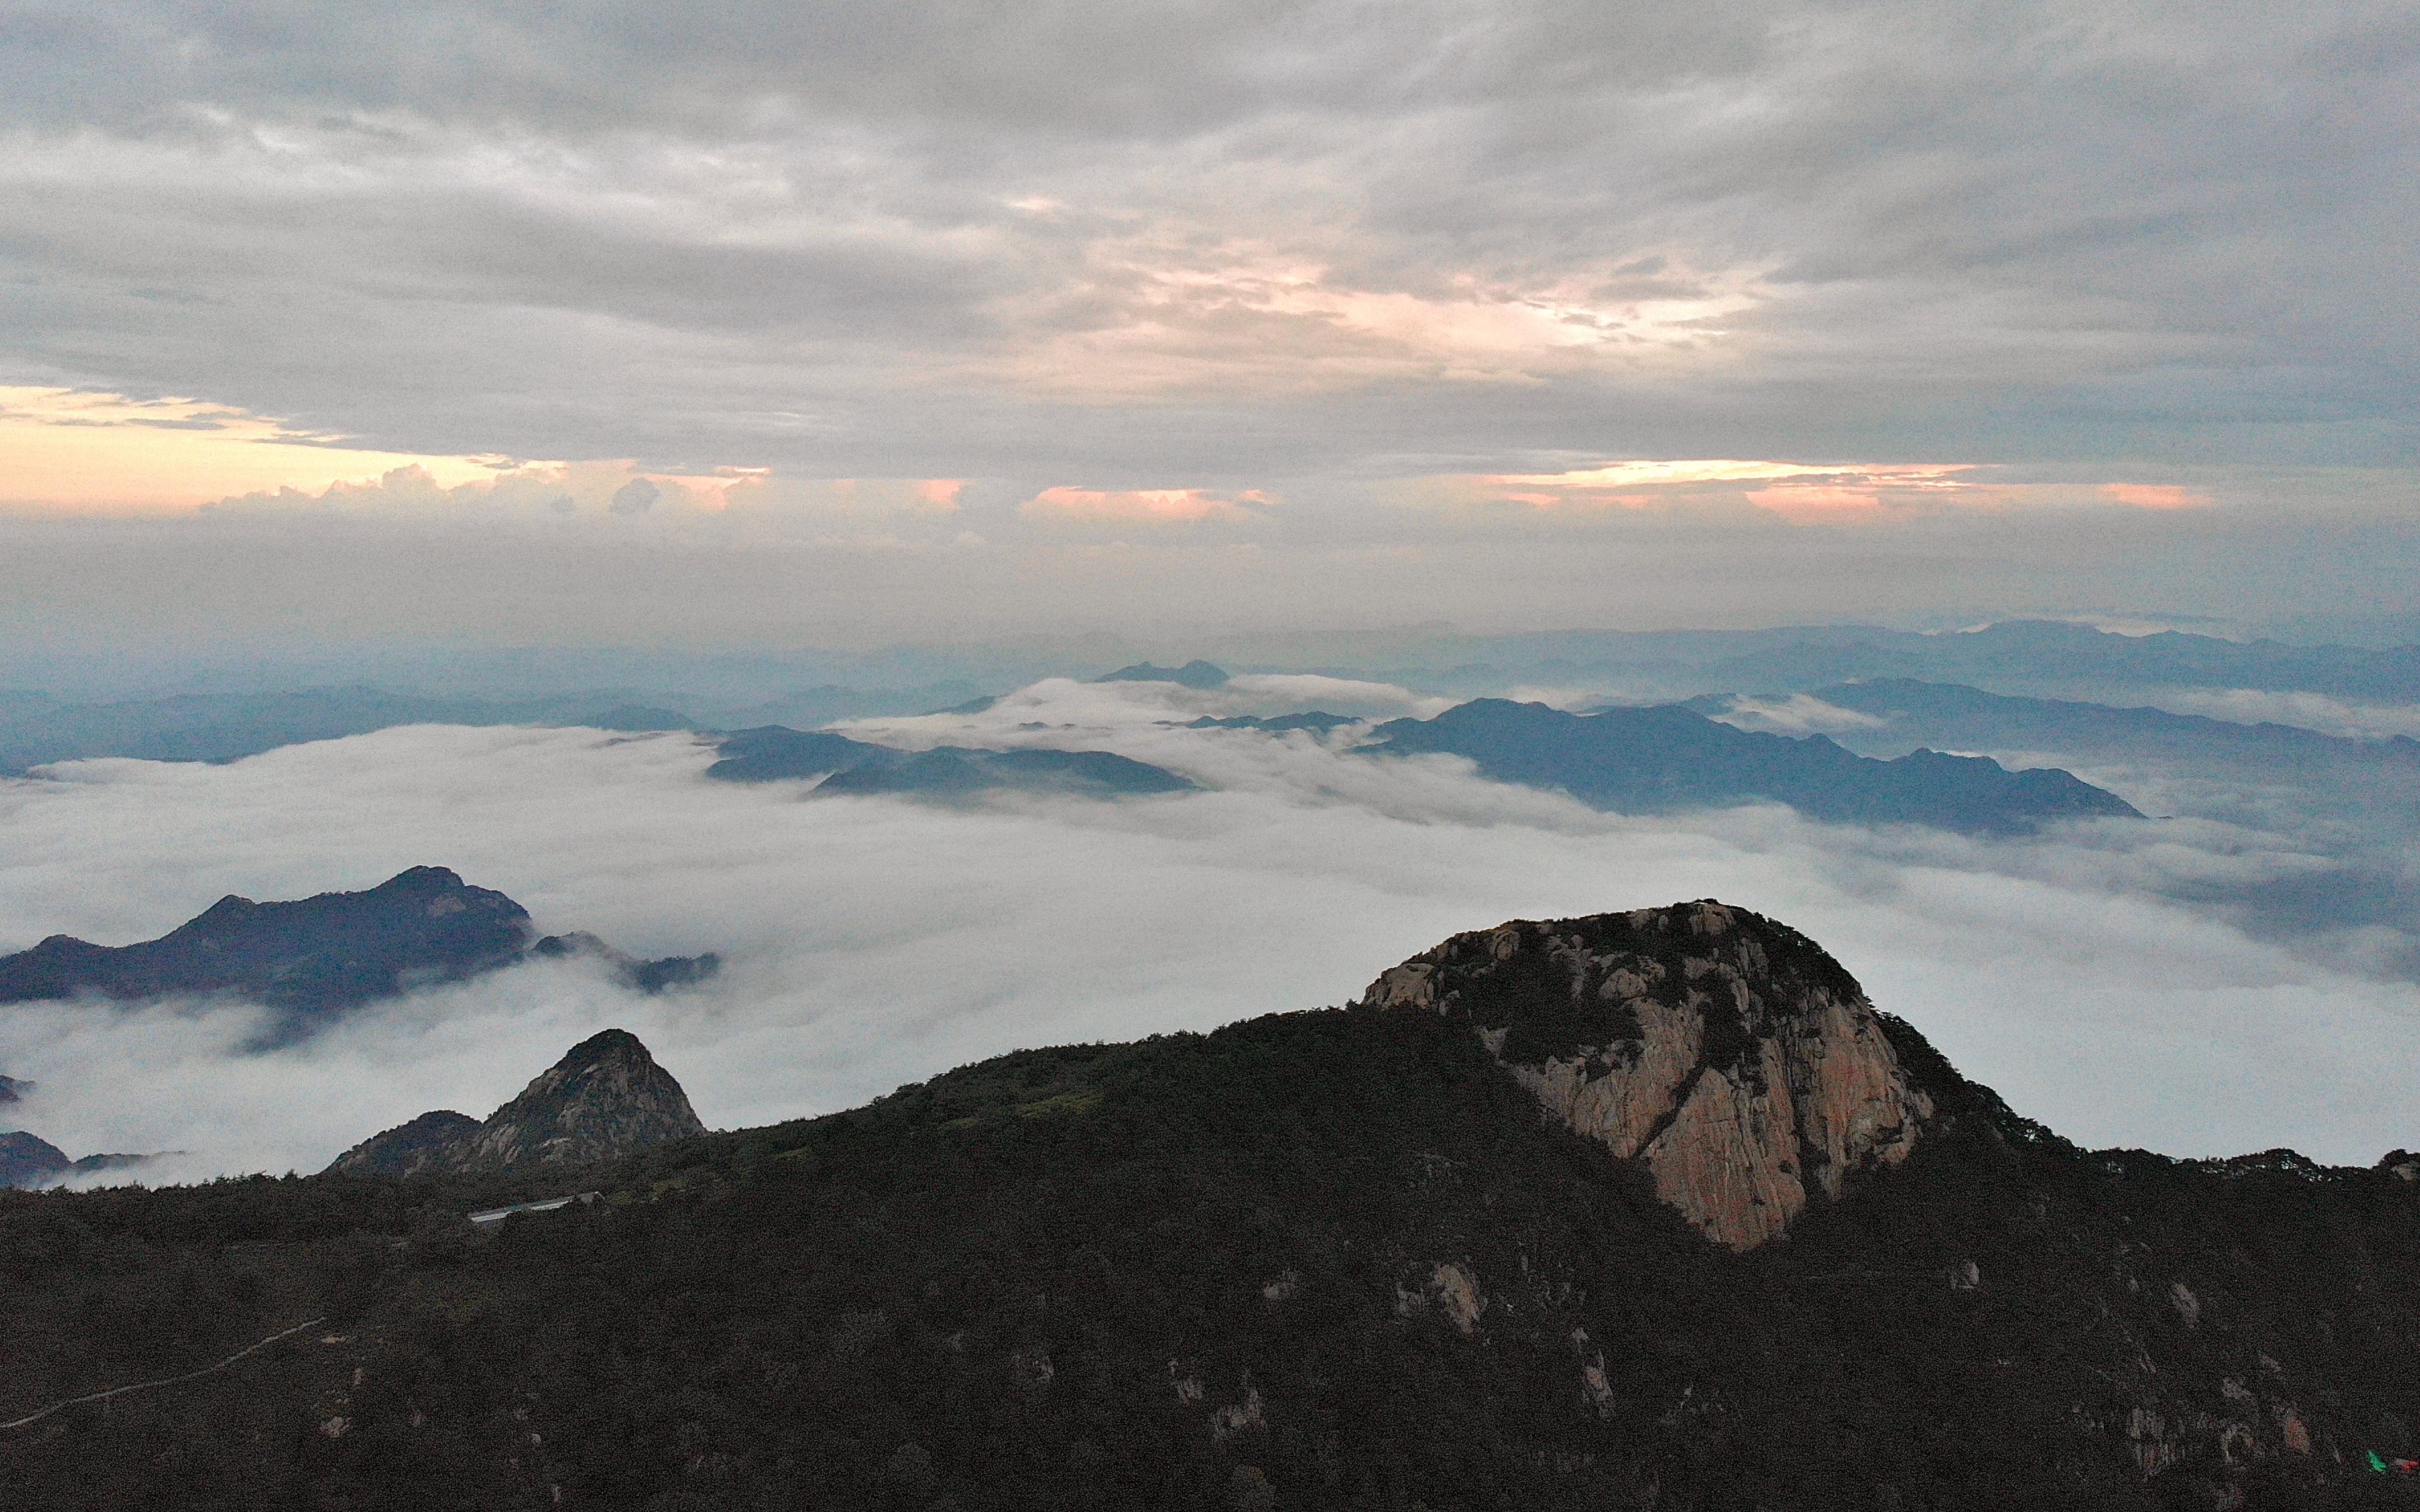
[
  {"left": 4, "top": 677, "right": 2416, "bottom": 1179},
  {"left": 1, "top": 0, "right": 2414, "bottom": 646}
]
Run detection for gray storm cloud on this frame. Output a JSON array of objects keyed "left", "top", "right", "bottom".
[{"left": 1, "top": 678, "right": 2415, "bottom": 1184}]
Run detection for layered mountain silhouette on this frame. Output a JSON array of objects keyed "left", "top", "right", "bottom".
[
  {"left": 0, "top": 867, "right": 719, "bottom": 1034},
  {"left": 1181, "top": 711, "right": 1360, "bottom": 732},
  {"left": 1368, "top": 697, "right": 2140, "bottom": 833},
  {"left": 17, "top": 903, "right": 2420, "bottom": 1509},
  {"left": 327, "top": 1028, "right": 704, "bottom": 1177},
  {"left": 705, "top": 724, "right": 1193, "bottom": 798},
  {"left": 1095, "top": 659, "right": 1231, "bottom": 688},
  {"left": 0, "top": 1131, "right": 158, "bottom": 1190}
]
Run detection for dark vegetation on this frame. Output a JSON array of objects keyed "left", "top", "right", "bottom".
[
  {"left": 1369, "top": 698, "right": 2142, "bottom": 834},
  {"left": 7, "top": 1003, "right": 2420, "bottom": 1509}
]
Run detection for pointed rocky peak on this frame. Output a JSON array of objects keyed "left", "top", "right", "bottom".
[
  {"left": 1360, "top": 900, "right": 1933, "bottom": 1250},
  {"left": 446, "top": 1028, "right": 706, "bottom": 1174}
]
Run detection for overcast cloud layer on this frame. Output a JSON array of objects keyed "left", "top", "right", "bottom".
[
  {"left": 1, "top": 679, "right": 2415, "bottom": 1181},
  {"left": 2, "top": 2, "right": 2414, "bottom": 642},
  {"left": 5, "top": 0, "right": 2415, "bottom": 476}
]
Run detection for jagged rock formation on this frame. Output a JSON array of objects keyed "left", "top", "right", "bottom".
[
  {"left": 1362, "top": 900, "right": 1931, "bottom": 1249},
  {"left": 326, "top": 1109, "right": 481, "bottom": 1178},
  {"left": 329, "top": 1029, "right": 705, "bottom": 1177},
  {"left": 448, "top": 1028, "right": 705, "bottom": 1173},
  {"left": 0, "top": 867, "right": 718, "bottom": 1036}
]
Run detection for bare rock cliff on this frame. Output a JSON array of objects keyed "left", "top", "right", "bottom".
[
  {"left": 1359, "top": 900, "right": 1932, "bottom": 1250},
  {"left": 446, "top": 1028, "right": 707, "bottom": 1174}
]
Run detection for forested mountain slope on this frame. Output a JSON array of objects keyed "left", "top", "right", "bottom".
[{"left": 3, "top": 903, "right": 2417, "bottom": 1511}]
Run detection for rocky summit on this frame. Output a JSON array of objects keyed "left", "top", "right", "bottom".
[
  {"left": 329, "top": 1028, "right": 705, "bottom": 1177},
  {"left": 1362, "top": 900, "right": 1931, "bottom": 1249}
]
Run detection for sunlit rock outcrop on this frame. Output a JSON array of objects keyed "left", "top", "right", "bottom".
[{"left": 1362, "top": 900, "right": 1932, "bottom": 1249}]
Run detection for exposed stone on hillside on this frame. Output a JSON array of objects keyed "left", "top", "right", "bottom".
[
  {"left": 445, "top": 1029, "right": 706, "bottom": 1173},
  {"left": 1361, "top": 899, "right": 1932, "bottom": 1249}
]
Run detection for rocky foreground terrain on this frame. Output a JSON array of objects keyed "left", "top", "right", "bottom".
[{"left": 3, "top": 901, "right": 2418, "bottom": 1510}]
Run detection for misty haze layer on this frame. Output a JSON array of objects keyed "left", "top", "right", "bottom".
[{"left": 1, "top": 675, "right": 2413, "bottom": 1183}]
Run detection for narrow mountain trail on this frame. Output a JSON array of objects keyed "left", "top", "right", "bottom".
[{"left": 0, "top": 1315, "right": 327, "bottom": 1431}]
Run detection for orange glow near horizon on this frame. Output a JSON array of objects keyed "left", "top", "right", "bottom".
[
  {"left": 1020, "top": 486, "right": 1271, "bottom": 523},
  {"left": 0, "top": 387, "right": 531, "bottom": 510},
  {"left": 2099, "top": 483, "right": 2210, "bottom": 509}
]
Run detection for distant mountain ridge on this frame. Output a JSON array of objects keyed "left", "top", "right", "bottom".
[
  {"left": 0, "top": 868, "right": 719, "bottom": 1035},
  {"left": 704, "top": 725, "right": 1193, "bottom": 799},
  {"left": 0, "top": 1131, "right": 160, "bottom": 1190},
  {"left": 1096, "top": 660, "right": 1230, "bottom": 689},
  {"left": 1367, "top": 697, "right": 2139, "bottom": 833}
]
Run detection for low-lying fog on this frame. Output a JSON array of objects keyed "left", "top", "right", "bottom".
[{"left": 2, "top": 675, "right": 2415, "bottom": 1182}]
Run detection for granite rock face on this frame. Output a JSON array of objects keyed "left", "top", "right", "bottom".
[
  {"left": 1362, "top": 900, "right": 1932, "bottom": 1250},
  {"left": 328, "top": 1029, "right": 706, "bottom": 1177},
  {"left": 444, "top": 1029, "right": 707, "bottom": 1174}
]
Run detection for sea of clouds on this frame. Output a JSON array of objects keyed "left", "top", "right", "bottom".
[{"left": 1, "top": 674, "right": 2415, "bottom": 1185}]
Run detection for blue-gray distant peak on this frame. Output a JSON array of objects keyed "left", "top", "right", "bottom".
[
  {"left": 0, "top": 868, "right": 719, "bottom": 1038},
  {"left": 1368, "top": 699, "right": 2138, "bottom": 835},
  {"left": 1183, "top": 712, "right": 1360, "bottom": 732},
  {"left": 703, "top": 727, "right": 892, "bottom": 783},
  {"left": 1096, "top": 661, "right": 1230, "bottom": 689},
  {"left": 703, "top": 725, "right": 1194, "bottom": 800},
  {"left": 812, "top": 746, "right": 1195, "bottom": 800}
]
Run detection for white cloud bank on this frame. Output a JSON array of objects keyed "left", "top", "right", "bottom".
[{"left": 0, "top": 680, "right": 2414, "bottom": 1184}]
